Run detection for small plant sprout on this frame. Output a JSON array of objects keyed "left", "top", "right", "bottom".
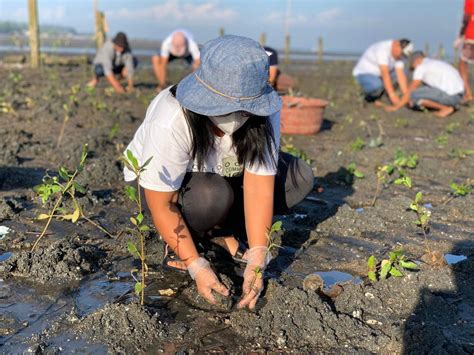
[
  {"left": 347, "top": 162, "right": 365, "bottom": 179},
  {"left": 32, "top": 144, "right": 113, "bottom": 251},
  {"left": 393, "top": 148, "right": 418, "bottom": 170},
  {"left": 448, "top": 148, "right": 474, "bottom": 159},
  {"left": 409, "top": 191, "right": 433, "bottom": 255},
  {"left": 443, "top": 180, "right": 473, "bottom": 205},
  {"left": 120, "top": 150, "right": 153, "bottom": 305},
  {"left": 371, "top": 165, "right": 391, "bottom": 206},
  {"left": 367, "top": 250, "right": 418, "bottom": 282},
  {"left": 445, "top": 122, "right": 460, "bottom": 134},
  {"left": 394, "top": 176, "right": 412, "bottom": 189},
  {"left": 350, "top": 137, "right": 365, "bottom": 151},
  {"left": 281, "top": 141, "right": 312, "bottom": 164},
  {"left": 57, "top": 84, "right": 81, "bottom": 148},
  {"left": 436, "top": 134, "right": 449, "bottom": 145}
]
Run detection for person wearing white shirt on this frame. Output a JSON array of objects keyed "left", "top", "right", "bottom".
[
  {"left": 385, "top": 51, "right": 464, "bottom": 118},
  {"left": 353, "top": 39, "right": 413, "bottom": 105},
  {"left": 151, "top": 30, "right": 201, "bottom": 92}
]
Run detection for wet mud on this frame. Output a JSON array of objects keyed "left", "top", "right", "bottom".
[{"left": 0, "top": 60, "right": 473, "bottom": 352}]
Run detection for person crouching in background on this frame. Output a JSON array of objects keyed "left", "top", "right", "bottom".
[{"left": 87, "top": 32, "right": 137, "bottom": 94}]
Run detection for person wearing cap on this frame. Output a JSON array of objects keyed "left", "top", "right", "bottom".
[
  {"left": 454, "top": 0, "right": 474, "bottom": 102},
  {"left": 353, "top": 39, "right": 413, "bottom": 105},
  {"left": 385, "top": 51, "right": 464, "bottom": 118},
  {"left": 87, "top": 32, "right": 137, "bottom": 93},
  {"left": 152, "top": 30, "right": 201, "bottom": 92},
  {"left": 124, "top": 35, "right": 313, "bottom": 309}
]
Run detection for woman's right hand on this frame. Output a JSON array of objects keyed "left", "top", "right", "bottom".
[{"left": 188, "top": 257, "right": 229, "bottom": 304}]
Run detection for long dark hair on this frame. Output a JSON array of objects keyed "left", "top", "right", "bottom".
[{"left": 170, "top": 85, "right": 277, "bottom": 172}]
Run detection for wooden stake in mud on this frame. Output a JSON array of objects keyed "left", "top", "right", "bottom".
[
  {"left": 284, "top": 34, "right": 290, "bottom": 66},
  {"left": 318, "top": 36, "right": 324, "bottom": 62},
  {"left": 438, "top": 43, "right": 445, "bottom": 59},
  {"left": 28, "top": 0, "right": 40, "bottom": 68},
  {"left": 259, "top": 32, "right": 266, "bottom": 47},
  {"left": 94, "top": 0, "right": 106, "bottom": 49},
  {"left": 219, "top": 27, "right": 225, "bottom": 37}
]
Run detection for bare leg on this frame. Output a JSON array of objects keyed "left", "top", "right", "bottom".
[
  {"left": 374, "top": 100, "right": 388, "bottom": 108},
  {"left": 459, "top": 59, "right": 472, "bottom": 102},
  {"left": 152, "top": 55, "right": 167, "bottom": 91},
  {"left": 418, "top": 99, "right": 454, "bottom": 118}
]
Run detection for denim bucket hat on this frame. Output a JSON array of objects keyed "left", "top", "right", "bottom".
[{"left": 176, "top": 35, "right": 282, "bottom": 116}]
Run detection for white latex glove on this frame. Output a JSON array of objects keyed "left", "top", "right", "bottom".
[
  {"left": 187, "top": 257, "right": 229, "bottom": 304},
  {"left": 238, "top": 246, "right": 272, "bottom": 310},
  {"left": 454, "top": 36, "right": 464, "bottom": 49}
]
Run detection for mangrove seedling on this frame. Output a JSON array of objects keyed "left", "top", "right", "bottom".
[
  {"left": 57, "top": 84, "right": 80, "bottom": 148},
  {"left": 281, "top": 142, "right": 312, "bottom": 164},
  {"left": 394, "top": 176, "right": 412, "bottom": 189},
  {"left": 445, "top": 122, "right": 460, "bottom": 134},
  {"left": 33, "top": 144, "right": 113, "bottom": 251},
  {"left": 448, "top": 148, "right": 474, "bottom": 159},
  {"left": 435, "top": 133, "right": 449, "bottom": 146},
  {"left": 120, "top": 149, "right": 153, "bottom": 305},
  {"left": 409, "top": 191, "right": 433, "bottom": 257},
  {"left": 367, "top": 250, "right": 418, "bottom": 282},
  {"left": 393, "top": 148, "right": 418, "bottom": 170},
  {"left": 371, "top": 165, "right": 391, "bottom": 206},
  {"left": 350, "top": 137, "right": 365, "bottom": 151},
  {"left": 443, "top": 180, "right": 473, "bottom": 205}
]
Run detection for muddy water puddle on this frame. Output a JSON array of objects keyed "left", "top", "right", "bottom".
[
  {"left": 444, "top": 254, "right": 468, "bottom": 265},
  {"left": 0, "top": 272, "right": 133, "bottom": 349}
]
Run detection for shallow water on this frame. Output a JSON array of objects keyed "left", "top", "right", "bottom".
[
  {"left": 314, "top": 270, "right": 362, "bottom": 289},
  {"left": 444, "top": 254, "right": 467, "bottom": 265}
]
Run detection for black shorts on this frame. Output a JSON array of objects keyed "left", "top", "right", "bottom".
[
  {"left": 166, "top": 53, "right": 194, "bottom": 65},
  {"left": 94, "top": 57, "right": 138, "bottom": 77}
]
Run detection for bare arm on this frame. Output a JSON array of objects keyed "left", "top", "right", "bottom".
[
  {"left": 105, "top": 73, "right": 125, "bottom": 93},
  {"left": 396, "top": 67, "right": 408, "bottom": 95},
  {"left": 386, "top": 80, "right": 422, "bottom": 111},
  {"left": 159, "top": 56, "right": 169, "bottom": 87},
  {"left": 380, "top": 65, "right": 399, "bottom": 104},
  {"left": 144, "top": 189, "right": 199, "bottom": 266},
  {"left": 269, "top": 66, "right": 278, "bottom": 87},
  {"left": 192, "top": 58, "right": 201, "bottom": 71},
  {"left": 243, "top": 172, "right": 275, "bottom": 248}
]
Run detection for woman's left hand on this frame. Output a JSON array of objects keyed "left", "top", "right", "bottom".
[{"left": 238, "top": 246, "right": 272, "bottom": 309}]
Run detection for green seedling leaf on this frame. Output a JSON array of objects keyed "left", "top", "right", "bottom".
[
  {"left": 415, "top": 191, "right": 423, "bottom": 204},
  {"left": 73, "top": 182, "right": 86, "bottom": 194},
  {"left": 368, "top": 271, "right": 377, "bottom": 282},
  {"left": 124, "top": 185, "right": 138, "bottom": 202},
  {"left": 139, "top": 225, "right": 150, "bottom": 232},
  {"left": 380, "top": 260, "right": 392, "bottom": 280},
  {"left": 389, "top": 267, "right": 403, "bottom": 277},
  {"left": 394, "top": 176, "right": 412, "bottom": 188},
  {"left": 141, "top": 156, "right": 153, "bottom": 170},
  {"left": 350, "top": 137, "right": 365, "bottom": 151},
  {"left": 270, "top": 221, "right": 283, "bottom": 234},
  {"left": 130, "top": 217, "right": 138, "bottom": 226},
  {"left": 79, "top": 144, "right": 88, "bottom": 169},
  {"left": 399, "top": 260, "right": 418, "bottom": 270},
  {"left": 126, "top": 150, "right": 139, "bottom": 171},
  {"left": 136, "top": 212, "right": 144, "bottom": 225},
  {"left": 367, "top": 255, "right": 377, "bottom": 282},
  {"left": 134, "top": 281, "right": 144, "bottom": 296},
  {"left": 58, "top": 166, "right": 70, "bottom": 180},
  {"left": 127, "top": 241, "right": 140, "bottom": 258},
  {"left": 108, "top": 122, "right": 120, "bottom": 140},
  {"left": 37, "top": 213, "right": 50, "bottom": 220},
  {"left": 354, "top": 170, "right": 365, "bottom": 179}
]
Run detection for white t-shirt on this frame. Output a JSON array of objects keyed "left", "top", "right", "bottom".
[
  {"left": 353, "top": 40, "right": 405, "bottom": 77},
  {"left": 413, "top": 58, "right": 464, "bottom": 96},
  {"left": 123, "top": 88, "right": 280, "bottom": 192},
  {"left": 160, "top": 30, "right": 200, "bottom": 60}
]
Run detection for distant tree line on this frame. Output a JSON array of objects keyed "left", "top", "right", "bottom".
[{"left": 0, "top": 21, "right": 77, "bottom": 35}]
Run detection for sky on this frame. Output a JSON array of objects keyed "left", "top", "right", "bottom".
[{"left": 0, "top": 0, "right": 465, "bottom": 54}]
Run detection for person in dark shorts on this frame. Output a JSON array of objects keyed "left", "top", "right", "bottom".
[
  {"left": 264, "top": 46, "right": 296, "bottom": 92},
  {"left": 385, "top": 51, "right": 464, "bottom": 118},
  {"left": 455, "top": 0, "right": 474, "bottom": 102},
  {"left": 124, "top": 36, "right": 313, "bottom": 309},
  {"left": 152, "top": 30, "right": 201, "bottom": 92},
  {"left": 87, "top": 32, "right": 137, "bottom": 94}
]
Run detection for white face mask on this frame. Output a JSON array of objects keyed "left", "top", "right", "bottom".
[{"left": 208, "top": 112, "right": 251, "bottom": 135}]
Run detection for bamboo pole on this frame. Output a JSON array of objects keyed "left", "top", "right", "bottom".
[
  {"left": 438, "top": 43, "right": 445, "bottom": 59},
  {"left": 284, "top": 34, "right": 290, "bottom": 66},
  {"left": 28, "top": 0, "right": 40, "bottom": 68},
  {"left": 95, "top": 11, "right": 106, "bottom": 49},
  {"left": 219, "top": 27, "right": 225, "bottom": 37},
  {"left": 317, "top": 36, "right": 324, "bottom": 62},
  {"left": 259, "top": 32, "right": 266, "bottom": 47}
]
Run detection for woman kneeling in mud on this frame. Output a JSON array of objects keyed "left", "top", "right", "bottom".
[{"left": 123, "top": 35, "right": 313, "bottom": 309}]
